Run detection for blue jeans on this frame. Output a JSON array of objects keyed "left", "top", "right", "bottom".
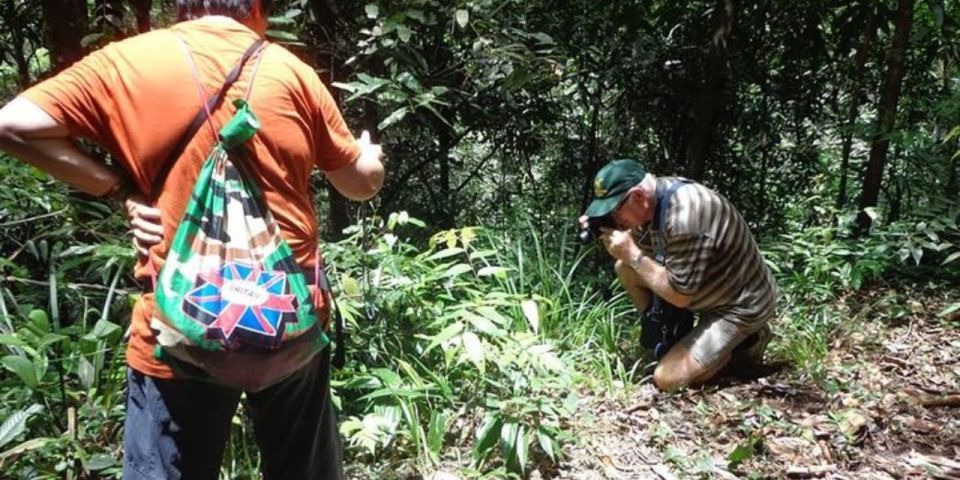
[{"left": 123, "top": 349, "right": 342, "bottom": 480}]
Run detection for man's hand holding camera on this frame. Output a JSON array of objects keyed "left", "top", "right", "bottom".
[{"left": 598, "top": 227, "right": 641, "bottom": 265}]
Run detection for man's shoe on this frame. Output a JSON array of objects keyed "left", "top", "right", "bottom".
[{"left": 729, "top": 324, "right": 772, "bottom": 370}]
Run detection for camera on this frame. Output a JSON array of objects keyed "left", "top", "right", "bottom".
[
  {"left": 640, "top": 300, "right": 694, "bottom": 359},
  {"left": 577, "top": 215, "right": 617, "bottom": 244}
]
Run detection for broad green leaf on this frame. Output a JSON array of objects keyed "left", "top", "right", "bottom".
[
  {"left": 476, "top": 306, "right": 509, "bottom": 325},
  {"left": 28, "top": 310, "right": 49, "bottom": 334},
  {"left": 938, "top": 302, "right": 960, "bottom": 318},
  {"left": 441, "top": 263, "right": 473, "bottom": 278},
  {"left": 426, "top": 247, "right": 464, "bottom": 261},
  {"left": 466, "top": 314, "right": 504, "bottom": 337},
  {"left": 92, "top": 319, "right": 121, "bottom": 339},
  {"left": 267, "top": 16, "right": 295, "bottom": 25},
  {"left": 2, "top": 355, "right": 38, "bottom": 388},
  {"left": 515, "top": 425, "right": 529, "bottom": 473},
  {"left": 78, "top": 357, "right": 95, "bottom": 390},
  {"left": 0, "top": 334, "right": 26, "bottom": 347},
  {"left": 942, "top": 251, "right": 960, "bottom": 265},
  {"left": 427, "top": 410, "right": 446, "bottom": 457},
  {"left": 424, "top": 321, "right": 464, "bottom": 353},
  {"left": 499, "top": 421, "right": 518, "bottom": 465},
  {"left": 538, "top": 427, "right": 557, "bottom": 460},
  {"left": 86, "top": 453, "right": 117, "bottom": 471},
  {"left": 477, "top": 266, "right": 509, "bottom": 277},
  {"left": 469, "top": 249, "right": 497, "bottom": 260},
  {"left": 727, "top": 435, "right": 760, "bottom": 468},
  {"left": 531, "top": 32, "right": 555, "bottom": 45},
  {"left": 378, "top": 106, "right": 409, "bottom": 130},
  {"left": 406, "top": 9, "right": 425, "bottom": 23},
  {"left": 521, "top": 299, "right": 539, "bottom": 333},
  {"left": 911, "top": 248, "right": 923, "bottom": 265},
  {"left": 39, "top": 333, "right": 67, "bottom": 347},
  {"left": 266, "top": 29, "right": 299, "bottom": 41},
  {"left": 460, "top": 227, "right": 478, "bottom": 246},
  {"left": 461, "top": 332, "right": 484, "bottom": 369},
  {"left": 0, "top": 437, "right": 53, "bottom": 461},
  {"left": 474, "top": 414, "right": 501, "bottom": 459},
  {"left": 396, "top": 24, "right": 412, "bottom": 42},
  {"left": 0, "top": 404, "right": 42, "bottom": 449},
  {"left": 371, "top": 368, "right": 402, "bottom": 388},
  {"left": 455, "top": 9, "right": 469, "bottom": 28},
  {"left": 80, "top": 33, "right": 104, "bottom": 48}
]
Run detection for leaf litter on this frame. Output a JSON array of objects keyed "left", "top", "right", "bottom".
[{"left": 554, "top": 285, "right": 960, "bottom": 479}]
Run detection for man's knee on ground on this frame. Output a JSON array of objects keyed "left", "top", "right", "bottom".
[
  {"left": 652, "top": 343, "right": 729, "bottom": 392},
  {"left": 653, "top": 362, "right": 686, "bottom": 392}
]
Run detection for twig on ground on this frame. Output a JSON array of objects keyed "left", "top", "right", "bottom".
[
  {"left": 920, "top": 394, "right": 960, "bottom": 408},
  {"left": 651, "top": 464, "right": 679, "bottom": 480},
  {"left": 785, "top": 464, "right": 837, "bottom": 478}
]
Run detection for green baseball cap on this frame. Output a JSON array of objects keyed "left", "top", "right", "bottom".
[{"left": 583, "top": 159, "right": 647, "bottom": 218}]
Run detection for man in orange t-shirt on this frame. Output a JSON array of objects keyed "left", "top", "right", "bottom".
[{"left": 0, "top": 0, "right": 384, "bottom": 478}]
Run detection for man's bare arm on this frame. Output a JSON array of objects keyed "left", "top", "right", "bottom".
[
  {"left": 629, "top": 255, "right": 694, "bottom": 308},
  {"left": 324, "top": 131, "right": 385, "bottom": 201},
  {"left": 0, "top": 97, "right": 122, "bottom": 196}
]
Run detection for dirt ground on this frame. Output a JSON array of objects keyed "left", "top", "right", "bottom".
[{"left": 554, "top": 288, "right": 960, "bottom": 479}]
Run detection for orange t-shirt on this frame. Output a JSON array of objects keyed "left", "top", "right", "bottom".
[{"left": 22, "top": 18, "right": 361, "bottom": 378}]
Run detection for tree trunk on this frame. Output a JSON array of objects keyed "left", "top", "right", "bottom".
[
  {"left": 130, "top": 0, "right": 151, "bottom": 33},
  {"left": 856, "top": 0, "right": 915, "bottom": 233},
  {"left": 3, "top": 0, "right": 32, "bottom": 87},
  {"left": 307, "top": 0, "right": 354, "bottom": 240},
  {"left": 938, "top": 57, "right": 958, "bottom": 199},
  {"left": 886, "top": 144, "right": 903, "bottom": 221},
  {"left": 836, "top": 2, "right": 877, "bottom": 211},
  {"left": 40, "top": 0, "right": 87, "bottom": 72},
  {"left": 685, "top": 0, "right": 733, "bottom": 181}
]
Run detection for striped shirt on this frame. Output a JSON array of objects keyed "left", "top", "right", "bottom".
[{"left": 641, "top": 177, "right": 779, "bottom": 324}]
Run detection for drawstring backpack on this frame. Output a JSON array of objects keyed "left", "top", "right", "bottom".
[{"left": 147, "top": 35, "right": 338, "bottom": 392}]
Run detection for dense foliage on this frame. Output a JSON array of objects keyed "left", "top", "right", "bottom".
[{"left": 0, "top": 0, "right": 957, "bottom": 478}]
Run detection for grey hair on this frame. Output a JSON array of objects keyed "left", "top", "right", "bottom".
[{"left": 176, "top": 0, "right": 272, "bottom": 21}]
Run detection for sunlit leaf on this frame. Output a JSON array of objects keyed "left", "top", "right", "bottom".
[
  {"left": 521, "top": 299, "right": 539, "bottom": 333},
  {"left": 477, "top": 266, "right": 509, "bottom": 277},
  {"left": 0, "top": 437, "right": 52, "bottom": 461},
  {"left": 0, "top": 404, "right": 42, "bottom": 449},
  {"left": 441, "top": 263, "right": 473, "bottom": 278},
  {"left": 938, "top": 303, "right": 960, "bottom": 318},
  {"left": 455, "top": 9, "right": 469, "bottom": 28},
  {"left": 942, "top": 251, "right": 960, "bottom": 265},
  {"left": 461, "top": 331, "right": 484, "bottom": 370},
  {"left": 424, "top": 321, "right": 464, "bottom": 353},
  {"left": 426, "top": 248, "right": 464, "bottom": 261}
]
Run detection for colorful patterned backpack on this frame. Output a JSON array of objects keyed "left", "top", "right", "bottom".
[{"left": 148, "top": 37, "right": 334, "bottom": 392}]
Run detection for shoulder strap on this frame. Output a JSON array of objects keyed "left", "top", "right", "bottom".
[
  {"left": 150, "top": 38, "right": 265, "bottom": 200},
  {"left": 647, "top": 178, "right": 692, "bottom": 316},
  {"left": 652, "top": 179, "right": 692, "bottom": 264}
]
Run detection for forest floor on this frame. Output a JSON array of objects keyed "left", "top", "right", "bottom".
[{"left": 553, "top": 285, "right": 960, "bottom": 479}]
